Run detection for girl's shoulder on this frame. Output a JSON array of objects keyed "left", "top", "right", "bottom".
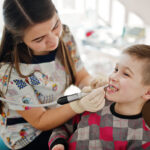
[
  {"left": 62, "top": 24, "right": 70, "bottom": 34},
  {"left": 0, "top": 63, "right": 10, "bottom": 71},
  {"left": 62, "top": 24, "right": 74, "bottom": 42}
]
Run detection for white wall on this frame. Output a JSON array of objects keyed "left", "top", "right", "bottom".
[{"left": 119, "top": 0, "right": 150, "bottom": 26}]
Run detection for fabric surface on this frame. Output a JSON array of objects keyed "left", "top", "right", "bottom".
[
  {"left": 0, "top": 25, "right": 83, "bottom": 149},
  {"left": 49, "top": 101, "right": 150, "bottom": 150}
]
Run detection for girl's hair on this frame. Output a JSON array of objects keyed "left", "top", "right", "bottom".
[
  {"left": 123, "top": 44, "right": 150, "bottom": 85},
  {"left": 0, "top": 0, "right": 75, "bottom": 113},
  {"left": 1, "top": 0, "right": 56, "bottom": 64}
]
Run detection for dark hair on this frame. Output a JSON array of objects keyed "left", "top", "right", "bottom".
[
  {"left": 0, "top": 0, "right": 56, "bottom": 70},
  {"left": 0, "top": 0, "right": 56, "bottom": 62},
  {"left": 0, "top": 0, "right": 76, "bottom": 113},
  {"left": 123, "top": 44, "right": 150, "bottom": 85}
]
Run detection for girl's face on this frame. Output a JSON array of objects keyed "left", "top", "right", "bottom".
[
  {"left": 105, "top": 54, "right": 148, "bottom": 105},
  {"left": 23, "top": 12, "right": 62, "bottom": 55}
]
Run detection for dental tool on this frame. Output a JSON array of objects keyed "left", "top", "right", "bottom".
[{"left": 0, "top": 92, "right": 88, "bottom": 107}]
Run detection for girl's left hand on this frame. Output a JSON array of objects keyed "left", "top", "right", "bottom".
[
  {"left": 90, "top": 75, "right": 108, "bottom": 89},
  {"left": 52, "top": 144, "right": 64, "bottom": 150}
]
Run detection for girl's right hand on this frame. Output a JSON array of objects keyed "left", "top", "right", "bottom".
[
  {"left": 52, "top": 144, "right": 64, "bottom": 150},
  {"left": 70, "top": 87, "right": 105, "bottom": 113}
]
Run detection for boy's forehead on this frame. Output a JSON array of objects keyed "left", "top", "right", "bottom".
[
  {"left": 118, "top": 54, "right": 134, "bottom": 66},
  {"left": 118, "top": 54, "right": 144, "bottom": 72},
  {"left": 119, "top": 54, "right": 141, "bottom": 65}
]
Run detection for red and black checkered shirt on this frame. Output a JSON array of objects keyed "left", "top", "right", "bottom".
[{"left": 49, "top": 101, "right": 150, "bottom": 150}]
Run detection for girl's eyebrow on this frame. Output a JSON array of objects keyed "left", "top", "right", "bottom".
[
  {"left": 32, "top": 19, "right": 59, "bottom": 42},
  {"left": 52, "top": 19, "right": 59, "bottom": 30},
  {"left": 32, "top": 35, "right": 45, "bottom": 42}
]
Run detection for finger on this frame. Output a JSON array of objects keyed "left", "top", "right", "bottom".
[
  {"left": 96, "top": 81, "right": 108, "bottom": 88},
  {"left": 86, "top": 97, "right": 105, "bottom": 112},
  {"left": 90, "top": 94, "right": 105, "bottom": 107},
  {"left": 81, "top": 90, "right": 98, "bottom": 102},
  {"left": 81, "top": 86, "right": 92, "bottom": 93},
  {"left": 90, "top": 79, "right": 98, "bottom": 89},
  {"left": 89, "top": 87, "right": 104, "bottom": 98},
  {"left": 84, "top": 94, "right": 104, "bottom": 110},
  {"left": 97, "top": 98, "right": 105, "bottom": 109},
  {"left": 52, "top": 144, "right": 64, "bottom": 150}
]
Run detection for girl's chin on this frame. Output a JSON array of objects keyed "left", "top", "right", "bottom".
[{"left": 49, "top": 45, "right": 57, "bottom": 50}]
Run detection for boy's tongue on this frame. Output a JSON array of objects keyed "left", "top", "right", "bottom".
[{"left": 108, "top": 85, "right": 118, "bottom": 92}]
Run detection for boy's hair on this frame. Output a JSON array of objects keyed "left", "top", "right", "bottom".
[
  {"left": 123, "top": 44, "right": 150, "bottom": 85},
  {"left": 123, "top": 44, "right": 150, "bottom": 127}
]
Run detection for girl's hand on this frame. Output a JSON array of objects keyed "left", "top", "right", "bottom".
[
  {"left": 90, "top": 75, "right": 108, "bottom": 89},
  {"left": 52, "top": 144, "right": 65, "bottom": 150},
  {"left": 70, "top": 87, "right": 105, "bottom": 113}
]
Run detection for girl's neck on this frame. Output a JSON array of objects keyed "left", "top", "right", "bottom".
[{"left": 115, "top": 102, "right": 144, "bottom": 116}]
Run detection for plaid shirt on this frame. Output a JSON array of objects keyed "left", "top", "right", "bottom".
[{"left": 49, "top": 101, "right": 150, "bottom": 150}]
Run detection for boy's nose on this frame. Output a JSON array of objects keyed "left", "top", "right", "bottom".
[{"left": 109, "top": 73, "right": 119, "bottom": 82}]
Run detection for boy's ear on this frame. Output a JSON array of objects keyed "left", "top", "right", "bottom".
[{"left": 143, "top": 90, "right": 150, "bottom": 101}]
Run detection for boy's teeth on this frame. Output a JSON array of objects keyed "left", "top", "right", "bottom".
[{"left": 109, "top": 85, "right": 118, "bottom": 91}]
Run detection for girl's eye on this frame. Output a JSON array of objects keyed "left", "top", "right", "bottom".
[
  {"left": 52, "top": 20, "right": 60, "bottom": 31},
  {"left": 35, "top": 38, "right": 43, "bottom": 43},
  {"left": 53, "top": 24, "right": 58, "bottom": 30}
]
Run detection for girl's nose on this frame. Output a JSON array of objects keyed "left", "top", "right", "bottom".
[{"left": 46, "top": 33, "right": 57, "bottom": 43}]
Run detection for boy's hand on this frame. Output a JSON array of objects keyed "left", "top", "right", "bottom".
[{"left": 52, "top": 144, "right": 64, "bottom": 150}]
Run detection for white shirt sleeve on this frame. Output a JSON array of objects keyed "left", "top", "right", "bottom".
[{"left": 62, "top": 25, "right": 84, "bottom": 72}]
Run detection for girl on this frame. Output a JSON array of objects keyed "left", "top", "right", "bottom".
[{"left": 0, "top": 0, "right": 106, "bottom": 149}]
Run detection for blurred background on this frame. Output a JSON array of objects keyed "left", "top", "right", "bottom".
[
  {"left": 0, "top": 0, "right": 149, "bottom": 76},
  {"left": 0, "top": 0, "right": 150, "bottom": 149},
  {"left": 51, "top": 0, "right": 150, "bottom": 77}
]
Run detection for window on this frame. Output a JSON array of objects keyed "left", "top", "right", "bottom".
[
  {"left": 128, "top": 12, "right": 144, "bottom": 27},
  {"left": 98, "top": 0, "right": 111, "bottom": 23},
  {"left": 111, "top": 0, "right": 125, "bottom": 35}
]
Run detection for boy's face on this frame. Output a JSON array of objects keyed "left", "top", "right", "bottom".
[{"left": 106, "top": 54, "right": 148, "bottom": 104}]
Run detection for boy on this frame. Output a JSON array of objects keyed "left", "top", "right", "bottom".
[{"left": 49, "top": 44, "right": 150, "bottom": 150}]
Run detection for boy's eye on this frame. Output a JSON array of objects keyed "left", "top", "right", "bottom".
[
  {"left": 123, "top": 72, "right": 130, "bottom": 77},
  {"left": 114, "top": 67, "right": 118, "bottom": 72}
]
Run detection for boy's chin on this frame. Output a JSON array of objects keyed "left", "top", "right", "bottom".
[{"left": 105, "top": 95, "right": 116, "bottom": 102}]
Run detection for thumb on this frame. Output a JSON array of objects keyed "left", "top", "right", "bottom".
[{"left": 81, "top": 86, "right": 92, "bottom": 93}]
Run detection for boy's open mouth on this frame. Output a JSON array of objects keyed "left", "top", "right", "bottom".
[{"left": 107, "top": 85, "right": 119, "bottom": 93}]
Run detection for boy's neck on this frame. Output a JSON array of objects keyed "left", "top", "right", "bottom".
[{"left": 115, "top": 102, "right": 144, "bottom": 116}]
